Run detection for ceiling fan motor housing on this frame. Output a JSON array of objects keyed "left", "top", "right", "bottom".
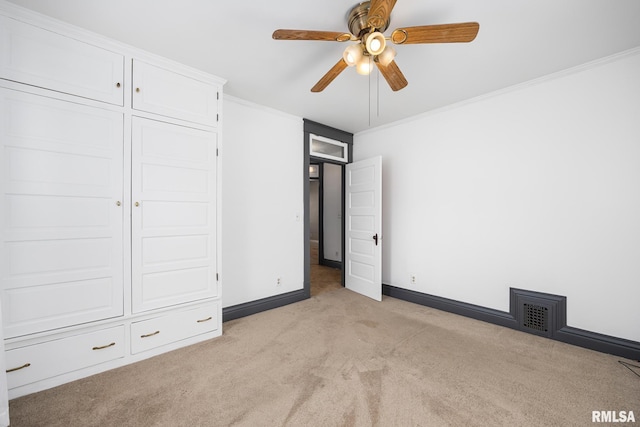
[{"left": 348, "top": 1, "right": 390, "bottom": 37}]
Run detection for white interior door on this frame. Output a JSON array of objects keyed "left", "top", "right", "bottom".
[{"left": 345, "top": 156, "right": 382, "bottom": 301}]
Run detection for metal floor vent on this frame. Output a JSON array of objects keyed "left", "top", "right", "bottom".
[{"left": 510, "top": 288, "right": 566, "bottom": 339}]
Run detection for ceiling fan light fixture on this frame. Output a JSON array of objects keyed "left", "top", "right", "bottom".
[
  {"left": 364, "top": 31, "right": 386, "bottom": 56},
  {"left": 377, "top": 45, "right": 396, "bottom": 66},
  {"left": 342, "top": 44, "right": 363, "bottom": 67}
]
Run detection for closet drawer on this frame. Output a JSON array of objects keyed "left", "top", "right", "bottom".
[
  {"left": 0, "top": 16, "right": 124, "bottom": 105},
  {"left": 131, "top": 303, "right": 219, "bottom": 354},
  {"left": 5, "top": 325, "right": 125, "bottom": 389},
  {"left": 132, "top": 60, "right": 218, "bottom": 125}
]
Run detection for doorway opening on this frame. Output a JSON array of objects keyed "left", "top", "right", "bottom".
[
  {"left": 309, "top": 161, "right": 343, "bottom": 296},
  {"left": 303, "top": 119, "right": 353, "bottom": 299}
]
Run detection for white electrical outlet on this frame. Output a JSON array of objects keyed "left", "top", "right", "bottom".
[
  {"left": 410, "top": 274, "right": 417, "bottom": 284},
  {"left": 276, "top": 277, "right": 282, "bottom": 287}
]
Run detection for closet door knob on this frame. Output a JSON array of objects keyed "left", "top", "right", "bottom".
[
  {"left": 116, "top": 82, "right": 121, "bottom": 88},
  {"left": 136, "top": 87, "right": 140, "bottom": 93},
  {"left": 135, "top": 201, "right": 140, "bottom": 207},
  {"left": 116, "top": 201, "right": 121, "bottom": 206}
]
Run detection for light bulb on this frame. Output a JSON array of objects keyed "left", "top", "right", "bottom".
[{"left": 365, "top": 32, "right": 386, "bottom": 56}]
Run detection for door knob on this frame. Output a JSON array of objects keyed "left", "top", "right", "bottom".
[{"left": 373, "top": 233, "right": 378, "bottom": 246}]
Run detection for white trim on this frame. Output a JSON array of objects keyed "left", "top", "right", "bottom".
[
  {"left": 356, "top": 46, "right": 640, "bottom": 138},
  {"left": 0, "top": 303, "right": 9, "bottom": 426}
]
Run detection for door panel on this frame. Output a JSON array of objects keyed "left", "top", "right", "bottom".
[
  {"left": 0, "top": 89, "right": 124, "bottom": 337},
  {"left": 345, "top": 156, "right": 382, "bottom": 301},
  {"left": 132, "top": 60, "right": 218, "bottom": 125},
  {"left": 0, "top": 16, "right": 124, "bottom": 105},
  {"left": 131, "top": 117, "right": 217, "bottom": 313}
]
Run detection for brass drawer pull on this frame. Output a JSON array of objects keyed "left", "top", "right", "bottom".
[
  {"left": 6, "top": 363, "right": 31, "bottom": 373},
  {"left": 141, "top": 330, "right": 160, "bottom": 338},
  {"left": 92, "top": 342, "right": 116, "bottom": 350},
  {"left": 197, "top": 316, "right": 212, "bottom": 323}
]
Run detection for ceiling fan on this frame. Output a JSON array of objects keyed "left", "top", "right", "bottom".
[{"left": 272, "top": 0, "right": 479, "bottom": 92}]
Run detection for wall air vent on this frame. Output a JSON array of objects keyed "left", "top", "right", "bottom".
[
  {"left": 523, "top": 303, "right": 548, "bottom": 333},
  {"left": 510, "top": 288, "right": 566, "bottom": 339}
]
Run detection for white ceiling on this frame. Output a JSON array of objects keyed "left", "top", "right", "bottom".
[{"left": 7, "top": 0, "right": 640, "bottom": 134}]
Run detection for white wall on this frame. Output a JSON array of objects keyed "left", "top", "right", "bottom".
[
  {"left": 222, "top": 97, "right": 304, "bottom": 308},
  {"left": 353, "top": 48, "right": 640, "bottom": 342}
]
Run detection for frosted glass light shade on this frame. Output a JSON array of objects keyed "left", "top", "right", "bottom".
[
  {"left": 365, "top": 32, "right": 386, "bottom": 55},
  {"left": 343, "top": 44, "right": 363, "bottom": 67},
  {"left": 377, "top": 45, "right": 396, "bottom": 66},
  {"left": 356, "top": 56, "right": 373, "bottom": 75}
]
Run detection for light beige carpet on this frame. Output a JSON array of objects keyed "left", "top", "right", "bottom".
[
  {"left": 310, "top": 240, "right": 342, "bottom": 296},
  {"left": 8, "top": 288, "right": 640, "bottom": 426}
]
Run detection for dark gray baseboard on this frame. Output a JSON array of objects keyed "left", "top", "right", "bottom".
[
  {"left": 223, "top": 289, "right": 308, "bottom": 322},
  {"left": 319, "top": 259, "right": 342, "bottom": 270},
  {"left": 383, "top": 284, "right": 640, "bottom": 361}
]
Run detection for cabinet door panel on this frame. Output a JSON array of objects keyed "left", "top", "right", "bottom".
[
  {"left": 131, "top": 117, "right": 216, "bottom": 313},
  {"left": 0, "top": 89, "right": 124, "bottom": 337},
  {"left": 0, "top": 16, "right": 124, "bottom": 105},
  {"left": 132, "top": 60, "right": 218, "bottom": 125}
]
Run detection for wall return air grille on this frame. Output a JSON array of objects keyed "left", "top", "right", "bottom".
[{"left": 510, "top": 289, "right": 566, "bottom": 339}]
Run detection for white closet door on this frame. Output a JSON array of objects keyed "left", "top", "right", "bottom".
[
  {"left": 0, "top": 89, "right": 124, "bottom": 338},
  {"left": 132, "top": 60, "right": 218, "bottom": 125},
  {"left": 0, "top": 16, "right": 124, "bottom": 105},
  {"left": 131, "top": 117, "right": 217, "bottom": 313}
]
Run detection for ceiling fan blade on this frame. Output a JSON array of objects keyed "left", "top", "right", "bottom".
[
  {"left": 272, "top": 29, "right": 352, "bottom": 42},
  {"left": 367, "top": 0, "right": 397, "bottom": 30},
  {"left": 375, "top": 60, "right": 408, "bottom": 92},
  {"left": 391, "top": 22, "right": 480, "bottom": 45},
  {"left": 311, "top": 58, "right": 349, "bottom": 92}
]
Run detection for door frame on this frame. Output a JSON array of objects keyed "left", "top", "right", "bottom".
[{"left": 303, "top": 119, "right": 353, "bottom": 298}]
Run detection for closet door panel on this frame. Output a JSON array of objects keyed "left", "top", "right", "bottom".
[
  {"left": 131, "top": 117, "right": 216, "bottom": 313},
  {"left": 0, "top": 16, "right": 124, "bottom": 105},
  {"left": 0, "top": 89, "right": 124, "bottom": 338},
  {"left": 132, "top": 60, "right": 218, "bottom": 125}
]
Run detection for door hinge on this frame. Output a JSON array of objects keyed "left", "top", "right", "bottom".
[
  {"left": 216, "top": 148, "right": 219, "bottom": 157},
  {"left": 216, "top": 273, "right": 219, "bottom": 281},
  {"left": 217, "top": 92, "right": 219, "bottom": 100},
  {"left": 216, "top": 113, "right": 219, "bottom": 122}
]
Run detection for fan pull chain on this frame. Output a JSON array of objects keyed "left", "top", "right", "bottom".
[
  {"left": 377, "top": 65, "right": 380, "bottom": 118},
  {"left": 368, "top": 56, "right": 372, "bottom": 127}
]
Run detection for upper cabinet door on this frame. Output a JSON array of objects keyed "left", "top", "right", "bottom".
[
  {"left": 0, "top": 16, "right": 124, "bottom": 105},
  {"left": 132, "top": 60, "right": 218, "bottom": 125}
]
